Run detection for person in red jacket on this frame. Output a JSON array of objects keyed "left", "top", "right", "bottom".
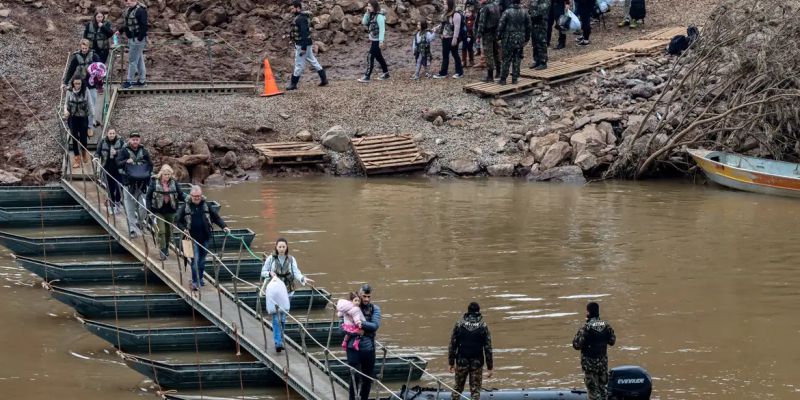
[{"left": 461, "top": 8, "right": 477, "bottom": 67}]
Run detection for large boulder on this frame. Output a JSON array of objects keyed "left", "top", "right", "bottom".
[
  {"left": 570, "top": 124, "right": 607, "bottom": 156},
  {"left": 530, "top": 132, "right": 560, "bottom": 161},
  {"left": 330, "top": 5, "right": 345, "bottom": 22},
  {"left": 528, "top": 165, "right": 586, "bottom": 184},
  {"left": 296, "top": 129, "right": 313, "bottom": 142},
  {"left": 384, "top": 7, "right": 399, "bottom": 25},
  {"left": 574, "top": 150, "right": 598, "bottom": 171},
  {"left": 487, "top": 163, "right": 515, "bottom": 177},
  {"left": 423, "top": 107, "right": 447, "bottom": 122},
  {"left": 200, "top": 7, "right": 228, "bottom": 27},
  {"left": 448, "top": 159, "right": 481, "bottom": 175},
  {"left": 218, "top": 151, "right": 238, "bottom": 169},
  {"left": 539, "top": 141, "right": 572, "bottom": 170},
  {"left": 321, "top": 125, "right": 352, "bottom": 152},
  {"left": 337, "top": 0, "right": 365, "bottom": 12},
  {"left": 622, "top": 114, "right": 657, "bottom": 138},
  {"left": 0, "top": 169, "right": 21, "bottom": 185}
]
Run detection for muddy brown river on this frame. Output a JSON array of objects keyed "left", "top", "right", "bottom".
[{"left": 1, "top": 178, "right": 799, "bottom": 399}]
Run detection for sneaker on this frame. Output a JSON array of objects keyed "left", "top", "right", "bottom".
[
  {"left": 200, "top": 279, "right": 206, "bottom": 287},
  {"left": 134, "top": 81, "right": 146, "bottom": 87},
  {"left": 129, "top": 230, "right": 138, "bottom": 239},
  {"left": 411, "top": 74, "right": 419, "bottom": 80},
  {"left": 432, "top": 74, "right": 447, "bottom": 79},
  {"left": 452, "top": 73, "right": 463, "bottom": 79},
  {"left": 618, "top": 19, "right": 630, "bottom": 27},
  {"left": 377, "top": 73, "right": 390, "bottom": 80},
  {"left": 191, "top": 283, "right": 198, "bottom": 291},
  {"left": 629, "top": 20, "right": 639, "bottom": 29},
  {"left": 159, "top": 249, "right": 168, "bottom": 261},
  {"left": 357, "top": 75, "right": 370, "bottom": 83},
  {"left": 122, "top": 81, "right": 133, "bottom": 89},
  {"left": 424, "top": 73, "right": 432, "bottom": 78},
  {"left": 578, "top": 39, "right": 590, "bottom": 46}
]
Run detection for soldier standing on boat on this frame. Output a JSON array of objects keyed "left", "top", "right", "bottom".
[
  {"left": 573, "top": 302, "right": 616, "bottom": 400},
  {"left": 344, "top": 284, "right": 381, "bottom": 400},
  {"left": 448, "top": 302, "right": 493, "bottom": 400}
]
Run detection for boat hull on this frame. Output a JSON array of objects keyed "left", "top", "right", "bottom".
[
  {"left": 689, "top": 149, "right": 800, "bottom": 198},
  {"left": 0, "top": 205, "right": 94, "bottom": 226},
  {"left": 0, "top": 186, "right": 77, "bottom": 207}
]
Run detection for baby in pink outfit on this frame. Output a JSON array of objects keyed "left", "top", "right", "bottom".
[{"left": 336, "top": 292, "right": 365, "bottom": 350}]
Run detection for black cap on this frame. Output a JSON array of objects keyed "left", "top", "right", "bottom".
[
  {"left": 129, "top": 131, "right": 141, "bottom": 138},
  {"left": 360, "top": 284, "right": 372, "bottom": 294}
]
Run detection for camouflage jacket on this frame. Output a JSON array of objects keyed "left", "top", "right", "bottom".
[
  {"left": 498, "top": 4, "right": 531, "bottom": 46},
  {"left": 476, "top": 0, "right": 502, "bottom": 37},
  {"left": 573, "top": 317, "right": 616, "bottom": 359},
  {"left": 528, "top": 0, "right": 550, "bottom": 20},
  {"left": 448, "top": 312, "right": 493, "bottom": 369}
]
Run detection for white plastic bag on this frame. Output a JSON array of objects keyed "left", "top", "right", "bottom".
[
  {"left": 263, "top": 276, "right": 290, "bottom": 315},
  {"left": 566, "top": 10, "right": 581, "bottom": 32},
  {"left": 596, "top": 0, "right": 610, "bottom": 13}
]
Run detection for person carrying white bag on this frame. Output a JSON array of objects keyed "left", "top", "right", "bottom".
[{"left": 259, "top": 238, "right": 314, "bottom": 353}]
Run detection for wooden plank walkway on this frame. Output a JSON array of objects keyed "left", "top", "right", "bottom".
[
  {"left": 61, "top": 179, "right": 350, "bottom": 400},
  {"left": 253, "top": 142, "right": 327, "bottom": 166},
  {"left": 520, "top": 61, "right": 594, "bottom": 84},
  {"left": 462, "top": 77, "right": 541, "bottom": 98},
  {"left": 641, "top": 26, "right": 687, "bottom": 41},
  {"left": 609, "top": 39, "right": 669, "bottom": 56},
  {"left": 118, "top": 83, "right": 255, "bottom": 96},
  {"left": 566, "top": 50, "right": 634, "bottom": 69},
  {"left": 351, "top": 134, "right": 428, "bottom": 175}
]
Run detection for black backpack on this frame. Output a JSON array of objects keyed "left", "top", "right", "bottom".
[
  {"left": 687, "top": 25, "right": 699, "bottom": 45},
  {"left": 667, "top": 35, "right": 689, "bottom": 55},
  {"left": 456, "top": 10, "right": 468, "bottom": 40}
]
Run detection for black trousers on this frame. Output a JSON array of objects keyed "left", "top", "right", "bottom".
[
  {"left": 547, "top": 1, "right": 567, "bottom": 45},
  {"left": 68, "top": 116, "right": 88, "bottom": 156},
  {"left": 439, "top": 38, "right": 463, "bottom": 76},
  {"left": 576, "top": 0, "right": 593, "bottom": 40},
  {"left": 103, "top": 167, "right": 122, "bottom": 203},
  {"left": 346, "top": 348, "right": 376, "bottom": 400},
  {"left": 365, "top": 40, "right": 388, "bottom": 78},
  {"left": 94, "top": 48, "right": 110, "bottom": 64}
]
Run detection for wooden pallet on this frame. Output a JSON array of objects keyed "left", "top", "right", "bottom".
[
  {"left": 520, "top": 61, "right": 594, "bottom": 84},
  {"left": 641, "top": 27, "right": 688, "bottom": 41},
  {"left": 462, "top": 77, "right": 541, "bottom": 98},
  {"left": 351, "top": 134, "right": 428, "bottom": 175},
  {"left": 565, "top": 50, "right": 634, "bottom": 69},
  {"left": 609, "top": 39, "right": 669, "bottom": 56},
  {"left": 253, "top": 142, "right": 327, "bottom": 165}
]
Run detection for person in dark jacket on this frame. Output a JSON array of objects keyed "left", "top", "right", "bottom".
[
  {"left": 573, "top": 302, "right": 616, "bottom": 400},
  {"left": 145, "top": 164, "right": 186, "bottom": 260},
  {"left": 476, "top": 0, "right": 502, "bottom": 82},
  {"left": 63, "top": 39, "right": 101, "bottom": 131},
  {"left": 432, "top": 0, "right": 464, "bottom": 79},
  {"left": 119, "top": 0, "right": 148, "bottom": 88},
  {"left": 93, "top": 128, "right": 124, "bottom": 214},
  {"left": 115, "top": 132, "right": 152, "bottom": 238},
  {"left": 287, "top": 0, "right": 328, "bottom": 90},
  {"left": 547, "top": 0, "right": 570, "bottom": 50},
  {"left": 63, "top": 76, "right": 91, "bottom": 169},
  {"left": 448, "top": 302, "right": 493, "bottom": 400},
  {"left": 84, "top": 11, "right": 114, "bottom": 63},
  {"left": 497, "top": 0, "right": 530, "bottom": 85},
  {"left": 343, "top": 284, "right": 382, "bottom": 400},
  {"left": 175, "top": 186, "right": 230, "bottom": 290}
]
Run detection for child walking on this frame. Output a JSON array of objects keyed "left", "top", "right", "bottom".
[
  {"left": 461, "top": 8, "right": 476, "bottom": 67},
  {"left": 412, "top": 21, "right": 436, "bottom": 80},
  {"left": 336, "top": 292, "right": 365, "bottom": 350}
]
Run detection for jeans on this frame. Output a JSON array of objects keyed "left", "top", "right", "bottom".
[
  {"left": 191, "top": 240, "right": 210, "bottom": 286},
  {"left": 293, "top": 45, "right": 323, "bottom": 77},
  {"left": 127, "top": 38, "right": 146, "bottom": 83},
  {"left": 346, "top": 347, "right": 376, "bottom": 400},
  {"left": 123, "top": 186, "right": 146, "bottom": 233},
  {"left": 271, "top": 309, "right": 288, "bottom": 348},
  {"left": 364, "top": 40, "right": 388, "bottom": 78},
  {"left": 438, "top": 38, "right": 463, "bottom": 76},
  {"left": 86, "top": 87, "right": 98, "bottom": 127}
]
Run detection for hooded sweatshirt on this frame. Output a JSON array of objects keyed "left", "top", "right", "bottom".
[
  {"left": 448, "top": 312, "right": 494, "bottom": 369},
  {"left": 362, "top": 10, "right": 386, "bottom": 42}
]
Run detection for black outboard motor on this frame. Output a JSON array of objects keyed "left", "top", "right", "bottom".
[{"left": 608, "top": 365, "right": 652, "bottom": 399}]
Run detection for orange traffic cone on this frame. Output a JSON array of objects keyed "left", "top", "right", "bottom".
[{"left": 260, "top": 58, "right": 283, "bottom": 97}]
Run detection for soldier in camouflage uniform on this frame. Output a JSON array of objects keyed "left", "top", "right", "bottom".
[
  {"left": 448, "top": 302, "right": 493, "bottom": 400},
  {"left": 527, "top": 0, "right": 550, "bottom": 69},
  {"left": 475, "top": 0, "right": 502, "bottom": 82},
  {"left": 572, "top": 302, "right": 616, "bottom": 400},
  {"left": 497, "top": 0, "right": 531, "bottom": 85}
]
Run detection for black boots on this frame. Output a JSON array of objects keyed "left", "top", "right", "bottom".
[
  {"left": 318, "top": 69, "right": 328, "bottom": 86},
  {"left": 481, "top": 69, "right": 494, "bottom": 83},
  {"left": 286, "top": 75, "right": 299, "bottom": 91},
  {"left": 534, "top": 62, "right": 547, "bottom": 70},
  {"left": 555, "top": 34, "right": 566, "bottom": 50}
]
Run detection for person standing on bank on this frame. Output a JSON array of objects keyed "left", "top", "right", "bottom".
[
  {"left": 176, "top": 186, "right": 230, "bottom": 290},
  {"left": 358, "top": 0, "right": 389, "bottom": 83},
  {"left": 94, "top": 128, "right": 124, "bottom": 214},
  {"left": 475, "top": 0, "right": 502, "bottom": 82},
  {"left": 115, "top": 131, "right": 152, "bottom": 238},
  {"left": 119, "top": 0, "right": 148, "bottom": 89},
  {"left": 63, "top": 39, "right": 100, "bottom": 132},
  {"left": 448, "top": 302, "right": 493, "bottom": 400},
  {"left": 344, "top": 284, "right": 381, "bottom": 400},
  {"left": 84, "top": 11, "right": 114, "bottom": 64},
  {"left": 574, "top": 0, "right": 593, "bottom": 46},
  {"left": 573, "top": 302, "right": 616, "bottom": 400},
  {"left": 497, "top": 0, "right": 530, "bottom": 85},
  {"left": 528, "top": 0, "right": 550, "bottom": 69},
  {"left": 547, "top": 0, "right": 569, "bottom": 50},
  {"left": 63, "top": 76, "right": 91, "bottom": 169},
  {"left": 432, "top": 0, "right": 464, "bottom": 79},
  {"left": 287, "top": 0, "right": 328, "bottom": 91},
  {"left": 145, "top": 165, "right": 186, "bottom": 261},
  {"left": 259, "top": 238, "right": 314, "bottom": 352}
]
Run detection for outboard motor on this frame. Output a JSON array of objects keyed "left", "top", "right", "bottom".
[{"left": 608, "top": 365, "right": 652, "bottom": 399}]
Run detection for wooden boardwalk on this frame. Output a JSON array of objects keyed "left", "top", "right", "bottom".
[
  {"left": 462, "top": 77, "right": 541, "bottom": 98},
  {"left": 61, "top": 179, "right": 350, "bottom": 400},
  {"left": 566, "top": 50, "right": 634, "bottom": 68},
  {"left": 253, "top": 142, "right": 327, "bottom": 166},
  {"left": 351, "top": 134, "right": 428, "bottom": 175},
  {"left": 118, "top": 82, "right": 255, "bottom": 96},
  {"left": 520, "top": 61, "right": 594, "bottom": 84},
  {"left": 641, "top": 26, "right": 688, "bottom": 41},
  {"left": 609, "top": 39, "right": 669, "bottom": 55}
]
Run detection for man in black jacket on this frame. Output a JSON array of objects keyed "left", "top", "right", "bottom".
[
  {"left": 344, "top": 284, "right": 382, "bottom": 400},
  {"left": 119, "top": 0, "right": 148, "bottom": 88},
  {"left": 287, "top": 0, "right": 328, "bottom": 90},
  {"left": 176, "top": 186, "right": 230, "bottom": 290},
  {"left": 573, "top": 302, "right": 616, "bottom": 400},
  {"left": 448, "top": 302, "right": 493, "bottom": 400},
  {"left": 115, "top": 132, "right": 152, "bottom": 238}
]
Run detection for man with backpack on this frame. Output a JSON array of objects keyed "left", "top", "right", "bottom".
[
  {"left": 476, "top": 0, "right": 502, "bottom": 82},
  {"left": 115, "top": 131, "right": 152, "bottom": 238}
]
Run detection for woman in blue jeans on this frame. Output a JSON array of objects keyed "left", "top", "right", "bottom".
[{"left": 260, "top": 238, "right": 314, "bottom": 352}]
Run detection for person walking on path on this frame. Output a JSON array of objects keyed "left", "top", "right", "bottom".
[
  {"left": 93, "top": 128, "right": 124, "bottom": 214},
  {"left": 259, "top": 238, "right": 314, "bottom": 352},
  {"left": 145, "top": 164, "right": 186, "bottom": 260},
  {"left": 448, "top": 302, "right": 493, "bottom": 400},
  {"left": 344, "top": 284, "right": 381, "bottom": 400},
  {"left": 176, "top": 185, "right": 230, "bottom": 290},
  {"left": 528, "top": 0, "right": 550, "bottom": 69},
  {"left": 286, "top": 0, "right": 328, "bottom": 91},
  {"left": 84, "top": 11, "right": 114, "bottom": 64},
  {"left": 358, "top": 0, "right": 389, "bottom": 83},
  {"left": 115, "top": 131, "right": 152, "bottom": 238},
  {"left": 433, "top": 0, "right": 464, "bottom": 79},
  {"left": 119, "top": 0, "right": 148, "bottom": 89},
  {"left": 574, "top": 0, "right": 593, "bottom": 46},
  {"left": 547, "top": 0, "right": 569, "bottom": 50},
  {"left": 63, "top": 76, "right": 91, "bottom": 169},
  {"left": 411, "top": 21, "right": 436, "bottom": 80},
  {"left": 475, "top": 0, "right": 502, "bottom": 82},
  {"left": 63, "top": 39, "right": 100, "bottom": 132},
  {"left": 573, "top": 302, "right": 616, "bottom": 400},
  {"left": 497, "top": 0, "right": 531, "bottom": 85}
]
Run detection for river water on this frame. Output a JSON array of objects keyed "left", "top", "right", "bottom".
[{"left": 1, "top": 178, "right": 799, "bottom": 399}]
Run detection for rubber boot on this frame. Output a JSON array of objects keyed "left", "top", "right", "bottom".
[
  {"left": 481, "top": 69, "right": 494, "bottom": 83},
  {"left": 318, "top": 69, "right": 328, "bottom": 86},
  {"left": 286, "top": 75, "right": 299, "bottom": 91}
]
